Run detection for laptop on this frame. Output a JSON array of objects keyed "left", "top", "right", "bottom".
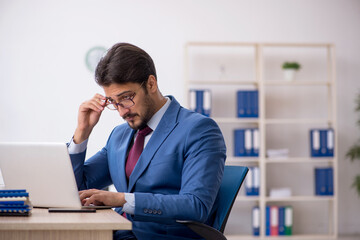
[{"left": 0, "top": 142, "right": 111, "bottom": 209}]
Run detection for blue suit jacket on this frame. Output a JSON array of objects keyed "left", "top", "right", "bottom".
[{"left": 70, "top": 96, "right": 226, "bottom": 240}]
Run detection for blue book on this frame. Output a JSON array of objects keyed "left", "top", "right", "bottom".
[
  {"left": 0, "top": 189, "right": 26, "bottom": 193},
  {"left": 252, "top": 90, "right": 259, "bottom": 118},
  {"left": 310, "top": 129, "right": 320, "bottom": 157},
  {"left": 245, "top": 91, "right": 252, "bottom": 117},
  {"left": 234, "top": 129, "right": 246, "bottom": 157},
  {"left": 327, "top": 129, "right": 334, "bottom": 157},
  {"left": 315, "top": 168, "right": 327, "bottom": 195},
  {"left": 320, "top": 130, "right": 327, "bottom": 156},
  {"left": 253, "top": 167, "right": 260, "bottom": 196},
  {"left": 252, "top": 206, "right": 260, "bottom": 236},
  {"left": 245, "top": 167, "right": 253, "bottom": 195},
  {"left": 237, "top": 91, "right": 246, "bottom": 117},
  {"left": 278, "top": 207, "right": 286, "bottom": 235},
  {"left": 252, "top": 129, "right": 260, "bottom": 157},
  {"left": 0, "top": 192, "right": 29, "bottom": 198},
  {"left": 266, "top": 206, "right": 271, "bottom": 236},
  {"left": 327, "top": 168, "right": 334, "bottom": 195},
  {"left": 189, "top": 89, "right": 211, "bottom": 117},
  {"left": 195, "top": 90, "right": 204, "bottom": 115},
  {"left": 244, "top": 129, "right": 252, "bottom": 156},
  {"left": 310, "top": 129, "right": 335, "bottom": 157}
]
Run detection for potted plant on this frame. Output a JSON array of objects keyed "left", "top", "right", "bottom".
[
  {"left": 282, "top": 61, "right": 301, "bottom": 81},
  {"left": 346, "top": 92, "right": 360, "bottom": 196}
]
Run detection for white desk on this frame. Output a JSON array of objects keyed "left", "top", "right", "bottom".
[{"left": 0, "top": 208, "right": 132, "bottom": 240}]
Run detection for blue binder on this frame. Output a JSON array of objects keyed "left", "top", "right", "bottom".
[
  {"left": 234, "top": 129, "right": 246, "bottom": 157},
  {"left": 266, "top": 206, "right": 271, "bottom": 236},
  {"left": 189, "top": 89, "right": 211, "bottom": 117},
  {"left": 315, "top": 168, "right": 328, "bottom": 195},
  {"left": 278, "top": 207, "right": 286, "bottom": 235},
  {"left": 252, "top": 206, "right": 260, "bottom": 236},
  {"left": 237, "top": 90, "right": 259, "bottom": 118},
  {"left": 310, "top": 129, "right": 335, "bottom": 157},
  {"left": 237, "top": 91, "right": 246, "bottom": 117}
]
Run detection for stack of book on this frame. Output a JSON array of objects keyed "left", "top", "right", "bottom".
[
  {"left": 237, "top": 90, "right": 259, "bottom": 118},
  {"left": 234, "top": 128, "right": 259, "bottom": 157},
  {"left": 265, "top": 205, "right": 293, "bottom": 236},
  {"left": 189, "top": 89, "right": 211, "bottom": 117},
  {"left": 0, "top": 189, "right": 32, "bottom": 216},
  {"left": 309, "top": 128, "right": 334, "bottom": 157},
  {"left": 315, "top": 167, "right": 334, "bottom": 196}
]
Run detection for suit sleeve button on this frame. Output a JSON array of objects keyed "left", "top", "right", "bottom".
[
  {"left": 153, "top": 210, "right": 157, "bottom": 214},
  {"left": 143, "top": 209, "right": 148, "bottom": 213},
  {"left": 157, "top": 210, "right": 162, "bottom": 215},
  {"left": 148, "top": 209, "right": 153, "bottom": 214}
]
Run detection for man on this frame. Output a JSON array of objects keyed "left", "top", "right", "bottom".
[{"left": 68, "top": 43, "right": 226, "bottom": 240}]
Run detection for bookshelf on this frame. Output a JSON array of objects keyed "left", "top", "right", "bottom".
[{"left": 184, "top": 42, "right": 337, "bottom": 239}]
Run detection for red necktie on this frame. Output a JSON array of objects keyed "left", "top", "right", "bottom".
[{"left": 125, "top": 126, "right": 153, "bottom": 179}]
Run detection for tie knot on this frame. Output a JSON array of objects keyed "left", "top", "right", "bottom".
[{"left": 138, "top": 126, "right": 152, "bottom": 137}]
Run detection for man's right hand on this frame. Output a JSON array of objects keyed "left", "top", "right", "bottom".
[{"left": 73, "top": 93, "right": 106, "bottom": 144}]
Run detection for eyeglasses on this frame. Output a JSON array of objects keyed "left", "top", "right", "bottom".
[{"left": 105, "top": 82, "right": 145, "bottom": 110}]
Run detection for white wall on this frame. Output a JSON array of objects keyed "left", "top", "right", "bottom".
[{"left": 0, "top": 0, "right": 359, "bottom": 235}]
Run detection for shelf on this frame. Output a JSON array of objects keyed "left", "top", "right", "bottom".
[
  {"left": 214, "top": 117, "right": 259, "bottom": 124},
  {"left": 264, "top": 81, "right": 331, "bottom": 86},
  {"left": 226, "top": 234, "right": 337, "bottom": 240},
  {"left": 188, "top": 80, "right": 258, "bottom": 85},
  {"left": 266, "top": 196, "right": 334, "bottom": 202},
  {"left": 185, "top": 42, "right": 337, "bottom": 238},
  {"left": 265, "top": 158, "right": 334, "bottom": 164},
  {"left": 236, "top": 196, "right": 260, "bottom": 202},
  {"left": 226, "top": 157, "right": 259, "bottom": 165},
  {"left": 265, "top": 118, "right": 332, "bottom": 125}
]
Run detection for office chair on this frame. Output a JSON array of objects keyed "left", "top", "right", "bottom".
[{"left": 177, "top": 165, "right": 248, "bottom": 240}]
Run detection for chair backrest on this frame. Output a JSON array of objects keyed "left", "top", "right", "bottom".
[{"left": 212, "top": 165, "right": 248, "bottom": 233}]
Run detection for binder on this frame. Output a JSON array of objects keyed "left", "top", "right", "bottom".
[
  {"left": 315, "top": 168, "right": 327, "bottom": 195},
  {"left": 310, "top": 129, "right": 335, "bottom": 157},
  {"left": 270, "top": 206, "right": 279, "bottom": 236},
  {"left": 189, "top": 89, "right": 211, "bottom": 117},
  {"left": 266, "top": 206, "right": 271, "bottom": 236},
  {"left": 320, "top": 130, "right": 327, "bottom": 156},
  {"left": 284, "top": 206, "right": 293, "bottom": 235},
  {"left": 252, "top": 90, "right": 259, "bottom": 118},
  {"left": 252, "top": 206, "right": 260, "bottom": 236},
  {"left": 327, "top": 167, "right": 334, "bottom": 195},
  {"left": 278, "top": 207, "right": 286, "bottom": 235},
  {"left": 327, "top": 129, "right": 334, "bottom": 156},
  {"left": 245, "top": 167, "right": 254, "bottom": 196},
  {"left": 203, "top": 90, "right": 211, "bottom": 117},
  {"left": 253, "top": 167, "right": 260, "bottom": 196},
  {"left": 252, "top": 129, "right": 260, "bottom": 157},
  {"left": 237, "top": 91, "right": 246, "bottom": 117},
  {"left": 310, "top": 129, "right": 320, "bottom": 157},
  {"left": 245, "top": 91, "right": 252, "bottom": 116},
  {"left": 234, "top": 129, "right": 246, "bottom": 157},
  {"left": 244, "top": 129, "right": 252, "bottom": 156}
]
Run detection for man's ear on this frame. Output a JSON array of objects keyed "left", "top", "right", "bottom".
[{"left": 146, "top": 75, "right": 158, "bottom": 93}]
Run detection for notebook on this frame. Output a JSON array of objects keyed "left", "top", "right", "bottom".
[{"left": 0, "top": 142, "right": 111, "bottom": 209}]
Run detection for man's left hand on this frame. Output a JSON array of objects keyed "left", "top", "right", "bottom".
[{"left": 79, "top": 189, "right": 126, "bottom": 207}]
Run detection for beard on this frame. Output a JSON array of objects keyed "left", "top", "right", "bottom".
[{"left": 124, "top": 93, "right": 156, "bottom": 130}]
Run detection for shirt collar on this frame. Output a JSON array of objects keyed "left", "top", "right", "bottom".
[{"left": 147, "top": 97, "right": 171, "bottom": 131}]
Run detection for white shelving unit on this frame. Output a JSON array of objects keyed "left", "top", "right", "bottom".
[{"left": 184, "top": 42, "right": 337, "bottom": 239}]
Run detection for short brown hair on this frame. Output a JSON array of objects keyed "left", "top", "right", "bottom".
[{"left": 95, "top": 43, "right": 157, "bottom": 87}]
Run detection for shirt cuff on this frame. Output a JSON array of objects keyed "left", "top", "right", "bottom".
[
  {"left": 122, "top": 193, "right": 135, "bottom": 215},
  {"left": 67, "top": 137, "right": 88, "bottom": 154}
]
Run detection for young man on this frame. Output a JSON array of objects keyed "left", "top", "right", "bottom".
[{"left": 68, "top": 43, "right": 226, "bottom": 240}]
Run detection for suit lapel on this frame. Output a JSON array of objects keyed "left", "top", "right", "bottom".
[
  {"left": 115, "top": 127, "right": 135, "bottom": 193},
  {"left": 128, "top": 96, "right": 180, "bottom": 192}
]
